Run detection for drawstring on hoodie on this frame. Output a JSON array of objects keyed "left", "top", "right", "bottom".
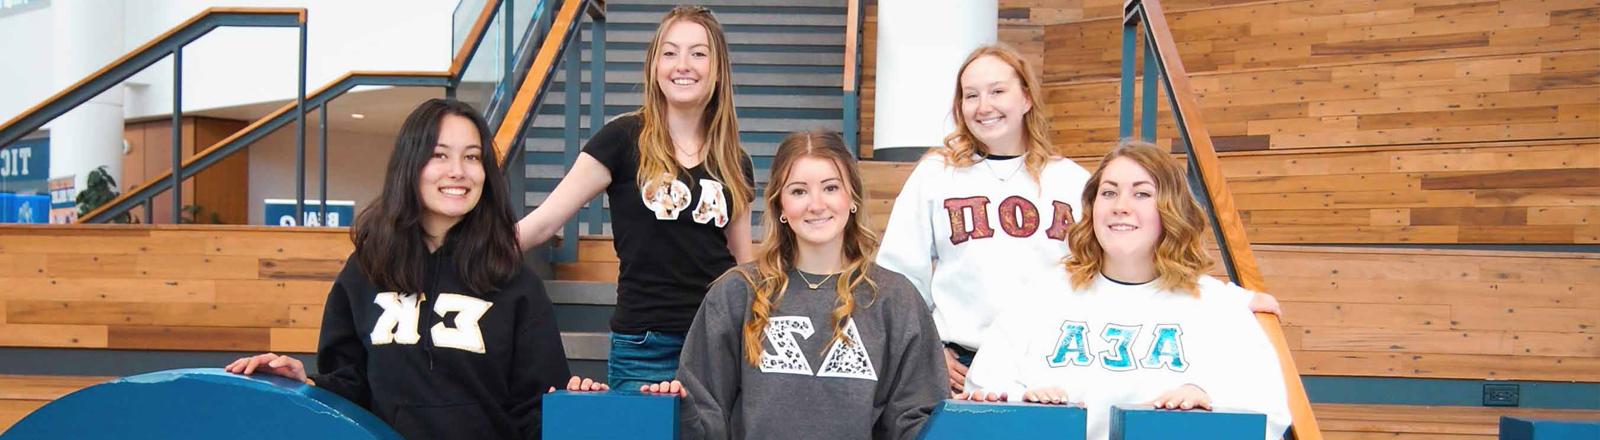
[{"left": 422, "top": 247, "right": 442, "bottom": 371}]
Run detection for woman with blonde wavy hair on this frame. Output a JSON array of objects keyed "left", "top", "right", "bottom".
[
  {"left": 580, "top": 131, "right": 947, "bottom": 439},
  {"left": 514, "top": 5, "right": 755, "bottom": 391},
  {"left": 877, "top": 45, "right": 1279, "bottom": 395},
  {"left": 962, "top": 139, "right": 1291, "bottom": 440}
]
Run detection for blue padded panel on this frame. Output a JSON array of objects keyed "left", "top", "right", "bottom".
[
  {"left": 543, "top": 390, "right": 679, "bottom": 440},
  {"left": 1499, "top": 416, "right": 1600, "bottom": 440},
  {"left": 917, "top": 400, "right": 1087, "bottom": 440},
  {"left": 1110, "top": 405, "right": 1267, "bottom": 440},
  {"left": 0, "top": 368, "right": 399, "bottom": 440}
]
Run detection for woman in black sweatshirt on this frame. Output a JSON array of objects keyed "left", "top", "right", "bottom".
[{"left": 225, "top": 98, "right": 570, "bottom": 439}]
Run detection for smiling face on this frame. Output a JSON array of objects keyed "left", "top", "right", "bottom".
[
  {"left": 653, "top": 20, "right": 716, "bottom": 109},
  {"left": 1093, "top": 156, "right": 1162, "bottom": 264},
  {"left": 417, "top": 113, "right": 486, "bottom": 231},
  {"left": 779, "top": 156, "right": 853, "bottom": 250},
  {"left": 958, "top": 54, "right": 1033, "bottom": 154}
]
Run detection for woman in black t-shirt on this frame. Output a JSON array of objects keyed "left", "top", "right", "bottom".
[{"left": 514, "top": 6, "right": 755, "bottom": 391}]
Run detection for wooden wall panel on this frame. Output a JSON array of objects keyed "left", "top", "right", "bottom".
[
  {"left": 0, "top": 225, "right": 350, "bottom": 353},
  {"left": 1043, "top": 0, "right": 1599, "bottom": 82},
  {"left": 858, "top": 162, "right": 1599, "bottom": 382}
]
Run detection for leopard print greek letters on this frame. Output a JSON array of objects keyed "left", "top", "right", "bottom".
[{"left": 759, "top": 316, "right": 878, "bottom": 381}]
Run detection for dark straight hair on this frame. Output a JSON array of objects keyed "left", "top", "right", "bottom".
[{"left": 350, "top": 98, "right": 522, "bottom": 295}]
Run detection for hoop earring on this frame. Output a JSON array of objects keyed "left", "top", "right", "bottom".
[
  {"left": 779, "top": 215, "right": 788, "bottom": 224},
  {"left": 849, "top": 205, "right": 857, "bottom": 214}
]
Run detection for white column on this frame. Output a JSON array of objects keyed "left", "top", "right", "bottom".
[
  {"left": 50, "top": 0, "right": 126, "bottom": 194},
  {"left": 871, "top": 0, "right": 996, "bottom": 157}
]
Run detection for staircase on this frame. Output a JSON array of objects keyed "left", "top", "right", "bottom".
[
  {"left": 524, "top": 0, "right": 849, "bottom": 234},
  {"left": 531, "top": 0, "right": 851, "bottom": 380}
]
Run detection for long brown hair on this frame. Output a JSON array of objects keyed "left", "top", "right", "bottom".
[
  {"left": 939, "top": 44, "right": 1056, "bottom": 185},
  {"left": 351, "top": 99, "right": 522, "bottom": 295},
  {"left": 1064, "top": 139, "right": 1214, "bottom": 296},
  {"left": 634, "top": 5, "right": 751, "bottom": 218},
  {"left": 736, "top": 131, "right": 880, "bottom": 366}
]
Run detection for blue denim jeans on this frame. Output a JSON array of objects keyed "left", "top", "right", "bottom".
[{"left": 608, "top": 331, "right": 687, "bottom": 391}]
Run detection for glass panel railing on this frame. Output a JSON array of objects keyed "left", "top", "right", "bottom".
[
  {"left": 456, "top": 2, "right": 507, "bottom": 115},
  {"left": 451, "top": 0, "right": 490, "bottom": 60}
]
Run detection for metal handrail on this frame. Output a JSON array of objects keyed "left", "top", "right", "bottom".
[
  {"left": 841, "top": 0, "right": 865, "bottom": 156},
  {"left": 76, "top": 0, "right": 522, "bottom": 224},
  {"left": 1120, "top": 0, "right": 1322, "bottom": 437},
  {"left": 0, "top": 8, "right": 305, "bottom": 224},
  {"left": 487, "top": 0, "right": 606, "bottom": 262}
]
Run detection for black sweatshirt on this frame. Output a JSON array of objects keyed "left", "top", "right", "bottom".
[{"left": 312, "top": 245, "right": 570, "bottom": 439}]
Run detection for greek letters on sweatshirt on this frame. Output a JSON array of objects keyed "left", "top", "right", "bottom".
[
  {"left": 876, "top": 153, "right": 1091, "bottom": 349},
  {"left": 676, "top": 264, "right": 948, "bottom": 440},
  {"left": 312, "top": 245, "right": 570, "bottom": 440},
  {"left": 964, "top": 273, "right": 1290, "bottom": 440}
]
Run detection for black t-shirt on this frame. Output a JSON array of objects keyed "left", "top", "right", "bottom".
[{"left": 582, "top": 114, "right": 754, "bottom": 333}]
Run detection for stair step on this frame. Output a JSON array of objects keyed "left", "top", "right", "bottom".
[
  {"left": 553, "top": 68, "right": 841, "bottom": 88},
  {"left": 529, "top": 113, "right": 842, "bottom": 132},
  {"left": 607, "top": 10, "right": 846, "bottom": 27},
  {"left": 555, "top": 261, "right": 621, "bottom": 282},
  {"left": 619, "top": 0, "right": 844, "bottom": 7},
  {"left": 544, "top": 90, "right": 842, "bottom": 110},
  {"left": 545, "top": 280, "right": 618, "bottom": 305},
  {"left": 560, "top": 331, "right": 608, "bottom": 360}
]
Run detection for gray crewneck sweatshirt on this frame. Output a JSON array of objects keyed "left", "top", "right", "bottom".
[{"left": 676, "top": 263, "right": 948, "bottom": 440}]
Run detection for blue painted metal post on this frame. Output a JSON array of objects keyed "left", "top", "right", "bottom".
[
  {"left": 294, "top": 22, "right": 308, "bottom": 222},
  {"left": 143, "top": 197, "right": 153, "bottom": 224},
  {"left": 1118, "top": 15, "right": 1138, "bottom": 139},
  {"left": 1141, "top": 32, "right": 1158, "bottom": 142},
  {"left": 560, "top": 38, "right": 581, "bottom": 262},
  {"left": 319, "top": 104, "right": 328, "bottom": 222},
  {"left": 503, "top": 0, "right": 514, "bottom": 99},
  {"left": 587, "top": 15, "right": 605, "bottom": 235},
  {"left": 171, "top": 47, "right": 183, "bottom": 224}
]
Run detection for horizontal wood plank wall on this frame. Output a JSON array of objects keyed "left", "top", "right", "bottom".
[
  {"left": 0, "top": 225, "right": 350, "bottom": 354},
  {"left": 860, "top": 162, "right": 1598, "bottom": 381},
  {"left": 1025, "top": 0, "right": 1600, "bottom": 244},
  {"left": 1316, "top": 403, "right": 1600, "bottom": 439}
]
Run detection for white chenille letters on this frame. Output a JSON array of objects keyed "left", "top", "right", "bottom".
[{"left": 369, "top": 292, "right": 491, "bottom": 354}]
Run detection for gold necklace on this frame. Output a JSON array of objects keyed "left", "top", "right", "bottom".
[{"left": 796, "top": 271, "right": 835, "bottom": 290}]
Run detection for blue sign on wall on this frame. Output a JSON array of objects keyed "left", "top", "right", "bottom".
[
  {"left": 264, "top": 199, "right": 355, "bottom": 227},
  {"left": 0, "top": 138, "right": 50, "bottom": 194}
]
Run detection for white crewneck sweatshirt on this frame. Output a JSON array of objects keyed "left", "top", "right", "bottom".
[
  {"left": 965, "top": 273, "right": 1291, "bottom": 440},
  {"left": 876, "top": 153, "right": 1091, "bottom": 349}
]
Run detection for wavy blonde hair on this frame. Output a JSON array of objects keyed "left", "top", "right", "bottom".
[
  {"left": 735, "top": 131, "right": 880, "bottom": 366},
  {"left": 635, "top": 5, "right": 751, "bottom": 217},
  {"left": 939, "top": 44, "right": 1057, "bottom": 185},
  {"left": 1064, "top": 139, "right": 1214, "bottom": 296}
]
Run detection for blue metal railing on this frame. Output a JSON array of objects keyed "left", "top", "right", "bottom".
[
  {"left": 1119, "top": 0, "right": 1320, "bottom": 437},
  {"left": 0, "top": 8, "right": 307, "bottom": 223},
  {"left": 493, "top": 0, "right": 606, "bottom": 263},
  {"left": 842, "top": 0, "right": 865, "bottom": 157},
  {"left": 67, "top": 0, "right": 598, "bottom": 225}
]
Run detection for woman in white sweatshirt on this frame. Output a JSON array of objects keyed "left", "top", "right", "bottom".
[
  {"left": 875, "top": 44, "right": 1279, "bottom": 395},
  {"left": 962, "top": 139, "right": 1291, "bottom": 440}
]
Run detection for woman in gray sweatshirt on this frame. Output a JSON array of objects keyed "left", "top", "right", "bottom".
[{"left": 627, "top": 130, "right": 947, "bottom": 440}]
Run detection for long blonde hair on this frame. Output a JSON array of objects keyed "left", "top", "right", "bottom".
[
  {"left": 737, "top": 131, "right": 881, "bottom": 366},
  {"left": 939, "top": 44, "right": 1056, "bottom": 185},
  {"left": 1064, "top": 139, "right": 1214, "bottom": 295},
  {"left": 635, "top": 5, "right": 751, "bottom": 217}
]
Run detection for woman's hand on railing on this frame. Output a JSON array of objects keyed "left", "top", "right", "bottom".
[
  {"left": 224, "top": 353, "right": 312, "bottom": 385},
  {"left": 1021, "top": 386, "right": 1069, "bottom": 405},
  {"left": 551, "top": 375, "right": 610, "bottom": 392},
  {"left": 1148, "top": 384, "right": 1211, "bottom": 411},
  {"left": 639, "top": 380, "right": 687, "bottom": 397},
  {"left": 956, "top": 389, "right": 1007, "bottom": 402},
  {"left": 1249, "top": 292, "right": 1282, "bottom": 316}
]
